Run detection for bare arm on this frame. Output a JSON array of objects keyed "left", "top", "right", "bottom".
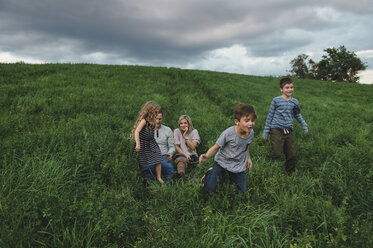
[
  {"left": 134, "top": 119, "right": 146, "bottom": 151},
  {"left": 185, "top": 139, "right": 198, "bottom": 150},
  {"left": 175, "top": 144, "right": 190, "bottom": 160},
  {"left": 183, "top": 130, "right": 199, "bottom": 150},
  {"left": 199, "top": 144, "right": 220, "bottom": 163},
  {"left": 246, "top": 145, "right": 252, "bottom": 170}
]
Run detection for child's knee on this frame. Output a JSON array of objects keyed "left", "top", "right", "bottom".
[
  {"left": 203, "top": 171, "right": 218, "bottom": 192},
  {"left": 204, "top": 182, "right": 217, "bottom": 192}
]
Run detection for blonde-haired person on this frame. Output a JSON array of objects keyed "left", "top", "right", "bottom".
[
  {"left": 131, "top": 101, "right": 164, "bottom": 184},
  {"left": 173, "top": 115, "right": 200, "bottom": 177}
]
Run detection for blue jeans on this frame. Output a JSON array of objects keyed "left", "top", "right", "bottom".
[
  {"left": 160, "top": 155, "right": 174, "bottom": 181},
  {"left": 204, "top": 162, "right": 247, "bottom": 194},
  {"left": 141, "top": 155, "right": 174, "bottom": 182}
]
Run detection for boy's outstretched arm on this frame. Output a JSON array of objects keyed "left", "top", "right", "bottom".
[{"left": 199, "top": 144, "right": 220, "bottom": 163}]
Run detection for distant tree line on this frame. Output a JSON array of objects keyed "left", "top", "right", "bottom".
[{"left": 289, "top": 45, "right": 367, "bottom": 83}]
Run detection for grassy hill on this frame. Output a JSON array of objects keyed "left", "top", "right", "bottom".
[{"left": 1, "top": 63, "right": 372, "bottom": 247}]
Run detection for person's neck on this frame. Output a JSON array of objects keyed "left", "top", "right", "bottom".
[
  {"left": 155, "top": 125, "right": 161, "bottom": 130},
  {"left": 234, "top": 126, "right": 249, "bottom": 138},
  {"left": 281, "top": 94, "right": 291, "bottom": 100}
]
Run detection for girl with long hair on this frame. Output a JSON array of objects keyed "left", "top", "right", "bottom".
[{"left": 131, "top": 101, "right": 164, "bottom": 183}]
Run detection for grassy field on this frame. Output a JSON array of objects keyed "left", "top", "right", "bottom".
[{"left": 1, "top": 63, "right": 372, "bottom": 247}]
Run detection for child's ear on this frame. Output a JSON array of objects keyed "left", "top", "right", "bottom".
[{"left": 234, "top": 119, "right": 239, "bottom": 125}]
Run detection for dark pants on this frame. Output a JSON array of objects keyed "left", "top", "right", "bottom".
[
  {"left": 204, "top": 162, "right": 247, "bottom": 194},
  {"left": 267, "top": 128, "right": 296, "bottom": 173}
]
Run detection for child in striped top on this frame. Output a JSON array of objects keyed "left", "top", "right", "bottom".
[
  {"left": 263, "top": 77, "right": 308, "bottom": 173},
  {"left": 131, "top": 101, "right": 164, "bottom": 184}
]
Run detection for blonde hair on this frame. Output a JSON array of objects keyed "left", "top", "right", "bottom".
[
  {"left": 131, "top": 101, "right": 160, "bottom": 137},
  {"left": 178, "top": 114, "right": 194, "bottom": 135}
]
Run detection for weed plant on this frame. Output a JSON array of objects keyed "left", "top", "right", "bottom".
[{"left": 0, "top": 63, "right": 372, "bottom": 247}]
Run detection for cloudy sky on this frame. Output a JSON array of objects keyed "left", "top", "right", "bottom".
[{"left": 1, "top": 0, "right": 373, "bottom": 84}]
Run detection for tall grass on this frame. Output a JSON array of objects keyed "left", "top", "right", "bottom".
[{"left": 1, "top": 63, "right": 372, "bottom": 247}]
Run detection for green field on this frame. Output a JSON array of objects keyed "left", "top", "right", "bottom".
[{"left": 1, "top": 63, "right": 372, "bottom": 247}]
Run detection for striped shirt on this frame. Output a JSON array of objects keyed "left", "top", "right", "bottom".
[
  {"left": 263, "top": 96, "right": 308, "bottom": 138},
  {"left": 132, "top": 120, "right": 162, "bottom": 168}
]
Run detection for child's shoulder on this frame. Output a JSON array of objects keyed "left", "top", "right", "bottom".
[
  {"left": 220, "top": 126, "right": 235, "bottom": 136},
  {"left": 273, "top": 96, "right": 283, "bottom": 101}
]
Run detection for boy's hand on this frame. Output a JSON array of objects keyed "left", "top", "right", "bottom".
[
  {"left": 246, "top": 158, "right": 253, "bottom": 170},
  {"left": 263, "top": 137, "right": 267, "bottom": 141},
  {"left": 199, "top": 154, "right": 208, "bottom": 163},
  {"left": 304, "top": 131, "right": 309, "bottom": 135}
]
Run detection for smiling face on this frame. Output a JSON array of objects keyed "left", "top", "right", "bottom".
[
  {"left": 179, "top": 118, "right": 189, "bottom": 132},
  {"left": 280, "top": 83, "right": 294, "bottom": 99},
  {"left": 234, "top": 113, "right": 255, "bottom": 136}
]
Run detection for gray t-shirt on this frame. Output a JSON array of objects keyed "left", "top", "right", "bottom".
[
  {"left": 154, "top": 125, "right": 175, "bottom": 156},
  {"left": 214, "top": 126, "right": 254, "bottom": 173}
]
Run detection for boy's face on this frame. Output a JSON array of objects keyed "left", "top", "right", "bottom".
[
  {"left": 280, "top": 83, "right": 294, "bottom": 98},
  {"left": 235, "top": 114, "right": 255, "bottom": 135}
]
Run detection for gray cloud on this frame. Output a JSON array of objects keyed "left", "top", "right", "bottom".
[{"left": 1, "top": 0, "right": 372, "bottom": 78}]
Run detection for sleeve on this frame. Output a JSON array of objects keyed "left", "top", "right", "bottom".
[
  {"left": 190, "top": 129, "right": 200, "bottom": 144},
  {"left": 216, "top": 129, "right": 227, "bottom": 148},
  {"left": 173, "top": 129, "right": 181, "bottom": 145},
  {"left": 293, "top": 103, "right": 308, "bottom": 132},
  {"left": 167, "top": 128, "right": 176, "bottom": 155},
  {"left": 263, "top": 99, "right": 276, "bottom": 138}
]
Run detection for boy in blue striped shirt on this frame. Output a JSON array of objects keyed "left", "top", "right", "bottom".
[{"left": 263, "top": 77, "right": 308, "bottom": 173}]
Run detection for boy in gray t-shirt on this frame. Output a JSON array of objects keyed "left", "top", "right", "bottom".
[{"left": 199, "top": 104, "right": 256, "bottom": 194}]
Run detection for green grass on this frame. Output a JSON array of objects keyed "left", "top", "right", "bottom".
[{"left": 1, "top": 63, "right": 372, "bottom": 247}]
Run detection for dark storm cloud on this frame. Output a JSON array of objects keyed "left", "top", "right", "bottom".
[{"left": 0, "top": 0, "right": 372, "bottom": 67}]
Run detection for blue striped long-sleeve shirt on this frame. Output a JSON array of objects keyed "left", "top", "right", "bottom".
[{"left": 263, "top": 96, "right": 308, "bottom": 138}]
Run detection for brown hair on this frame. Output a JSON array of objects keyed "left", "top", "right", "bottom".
[
  {"left": 234, "top": 104, "right": 257, "bottom": 120},
  {"left": 280, "top": 77, "right": 294, "bottom": 88},
  {"left": 131, "top": 101, "right": 160, "bottom": 137}
]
